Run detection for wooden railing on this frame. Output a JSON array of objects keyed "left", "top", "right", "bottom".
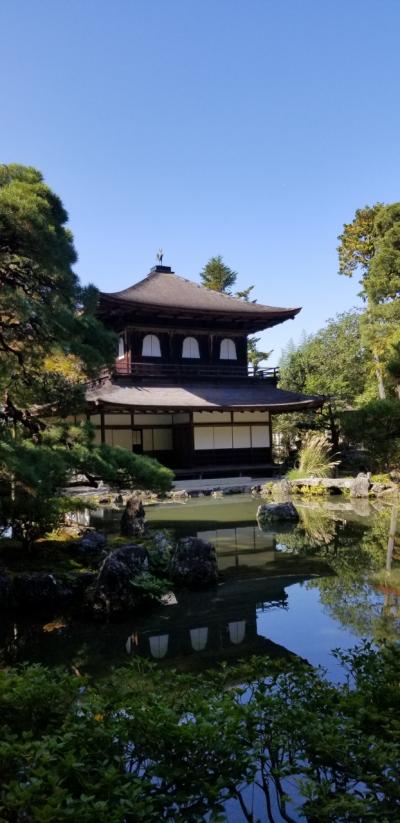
[{"left": 112, "top": 361, "right": 280, "bottom": 382}]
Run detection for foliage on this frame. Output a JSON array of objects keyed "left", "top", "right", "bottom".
[
  {"left": 129, "top": 571, "right": 172, "bottom": 601},
  {"left": 337, "top": 200, "right": 400, "bottom": 302},
  {"left": 281, "top": 313, "right": 368, "bottom": 404},
  {"left": 199, "top": 254, "right": 237, "bottom": 293},
  {"left": 359, "top": 301, "right": 400, "bottom": 401},
  {"left": 337, "top": 201, "right": 400, "bottom": 399},
  {"left": 337, "top": 203, "right": 382, "bottom": 290},
  {"left": 247, "top": 334, "right": 271, "bottom": 370},
  {"left": 1, "top": 644, "right": 400, "bottom": 821},
  {"left": 0, "top": 165, "right": 173, "bottom": 547},
  {"left": 0, "top": 163, "right": 116, "bottom": 407},
  {"left": 287, "top": 432, "right": 339, "bottom": 479},
  {"left": 293, "top": 483, "right": 328, "bottom": 495},
  {"left": 340, "top": 399, "right": 400, "bottom": 470},
  {"left": 0, "top": 424, "right": 172, "bottom": 549},
  {"left": 278, "top": 311, "right": 369, "bottom": 450},
  {"left": 387, "top": 338, "right": 400, "bottom": 398}
]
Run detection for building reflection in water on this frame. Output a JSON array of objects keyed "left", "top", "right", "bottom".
[{"left": 121, "top": 525, "right": 299, "bottom": 663}]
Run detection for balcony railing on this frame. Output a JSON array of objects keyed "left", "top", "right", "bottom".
[{"left": 112, "top": 361, "right": 280, "bottom": 382}]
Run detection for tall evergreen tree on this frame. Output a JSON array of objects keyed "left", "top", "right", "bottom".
[
  {"left": 0, "top": 164, "right": 172, "bottom": 547},
  {"left": 199, "top": 255, "right": 237, "bottom": 292}
]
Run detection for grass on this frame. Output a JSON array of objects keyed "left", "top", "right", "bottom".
[{"left": 287, "top": 432, "right": 340, "bottom": 480}]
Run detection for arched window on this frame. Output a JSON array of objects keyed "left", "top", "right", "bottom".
[
  {"left": 182, "top": 336, "right": 200, "bottom": 359},
  {"left": 117, "top": 335, "right": 125, "bottom": 359},
  {"left": 220, "top": 338, "right": 237, "bottom": 360},
  {"left": 228, "top": 620, "right": 246, "bottom": 645},
  {"left": 149, "top": 634, "right": 169, "bottom": 659},
  {"left": 142, "top": 334, "right": 161, "bottom": 357},
  {"left": 190, "top": 627, "right": 208, "bottom": 651}
]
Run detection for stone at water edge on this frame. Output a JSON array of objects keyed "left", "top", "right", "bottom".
[
  {"left": 350, "top": 473, "right": 370, "bottom": 498},
  {"left": 370, "top": 482, "right": 391, "bottom": 496},
  {"left": 271, "top": 479, "right": 291, "bottom": 502},
  {"left": 86, "top": 543, "right": 149, "bottom": 616},
  {"left": 169, "top": 537, "right": 218, "bottom": 587},
  {"left": 257, "top": 501, "right": 299, "bottom": 523},
  {"left": 169, "top": 489, "right": 189, "bottom": 501},
  {"left": 120, "top": 495, "right": 145, "bottom": 537}
]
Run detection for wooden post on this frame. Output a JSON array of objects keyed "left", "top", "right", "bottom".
[{"left": 386, "top": 501, "right": 398, "bottom": 572}]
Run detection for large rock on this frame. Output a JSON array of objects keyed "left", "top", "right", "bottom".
[
  {"left": 87, "top": 543, "right": 149, "bottom": 615},
  {"left": 169, "top": 489, "right": 189, "bottom": 502},
  {"left": 169, "top": 537, "right": 218, "bottom": 587},
  {"left": 120, "top": 496, "right": 145, "bottom": 537},
  {"left": 350, "top": 473, "right": 370, "bottom": 498},
  {"left": 72, "top": 531, "right": 107, "bottom": 557},
  {"left": 12, "top": 573, "right": 76, "bottom": 610},
  {"left": 370, "top": 482, "right": 391, "bottom": 496},
  {"left": 257, "top": 501, "right": 299, "bottom": 524}
]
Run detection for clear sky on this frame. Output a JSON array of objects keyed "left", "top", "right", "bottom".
[{"left": 1, "top": 0, "right": 400, "bottom": 361}]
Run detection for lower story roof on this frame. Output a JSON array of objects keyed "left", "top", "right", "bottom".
[{"left": 86, "top": 381, "right": 323, "bottom": 414}]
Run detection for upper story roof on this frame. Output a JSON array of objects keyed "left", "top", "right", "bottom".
[{"left": 98, "top": 266, "right": 301, "bottom": 333}]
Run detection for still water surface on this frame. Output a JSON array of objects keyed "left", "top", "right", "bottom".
[{"left": 1, "top": 494, "right": 398, "bottom": 680}]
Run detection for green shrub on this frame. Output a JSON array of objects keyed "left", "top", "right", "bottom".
[
  {"left": 298, "top": 484, "right": 327, "bottom": 495},
  {"left": 129, "top": 571, "right": 172, "bottom": 601},
  {"left": 1, "top": 645, "right": 400, "bottom": 821}
]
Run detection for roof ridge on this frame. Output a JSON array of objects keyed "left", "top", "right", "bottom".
[{"left": 99, "top": 268, "right": 301, "bottom": 318}]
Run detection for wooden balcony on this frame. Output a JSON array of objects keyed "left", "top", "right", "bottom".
[{"left": 112, "top": 361, "right": 280, "bottom": 383}]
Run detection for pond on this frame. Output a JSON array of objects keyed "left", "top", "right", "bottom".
[{"left": 0, "top": 494, "right": 399, "bottom": 680}]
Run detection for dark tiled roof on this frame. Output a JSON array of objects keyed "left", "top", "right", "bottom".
[
  {"left": 100, "top": 269, "right": 300, "bottom": 321},
  {"left": 86, "top": 381, "right": 323, "bottom": 413}
]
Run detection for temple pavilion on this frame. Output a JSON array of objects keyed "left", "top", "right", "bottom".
[{"left": 84, "top": 264, "right": 322, "bottom": 477}]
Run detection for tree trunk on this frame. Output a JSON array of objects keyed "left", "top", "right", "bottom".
[
  {"left": 327, "top": 403, "right": 340, "bottom": 452},
  {"left": 373, "top": 352, "right": 386, "bottom": 399}
]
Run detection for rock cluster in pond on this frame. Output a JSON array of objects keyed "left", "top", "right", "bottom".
[
  {"left": 0, "top": 569, "right": 95, "bottom": 611},
  {"left": 120, "top": 495, "right": 145, "bottom": 537},
  {"left": 169, "top": 537, "right": 218, "bottom": 587},
  {"left": 86, "top": 543, "right": 150, "bottom": 616},
  {"left": 257, "top": 501, "right": 299, "bottom": 524},
  {"left": 261, "top": 472, "right": 398, "bottom": 498}
]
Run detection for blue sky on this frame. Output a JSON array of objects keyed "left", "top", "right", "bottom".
[{"left": 1, "top": 0, "right": 400, "bottom": 360}]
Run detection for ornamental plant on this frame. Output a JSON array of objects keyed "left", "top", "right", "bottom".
[{"left": 288, "top": 432, "right": 340, "bottom": 479}]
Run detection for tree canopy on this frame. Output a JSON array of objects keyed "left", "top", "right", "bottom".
[
  {"left": 199, "top": 254, "right": 237, "bottom": 292},
  {"left": 334, "top": 201, "right": 400, "bottom": 465},
  {"left": 0, "top": 164, "right": 172, "bottom": 546},
  {"left": 0, "top": 164, "right": 117, "bottom": 411}
]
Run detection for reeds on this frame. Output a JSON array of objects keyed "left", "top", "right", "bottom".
[{"left": 288, "top": 432, "right": 340, "bottom": 479}]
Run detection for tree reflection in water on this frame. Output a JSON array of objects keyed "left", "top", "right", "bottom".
[{"left": 269, "top": 500, "right": 400, "bottom": 645}]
